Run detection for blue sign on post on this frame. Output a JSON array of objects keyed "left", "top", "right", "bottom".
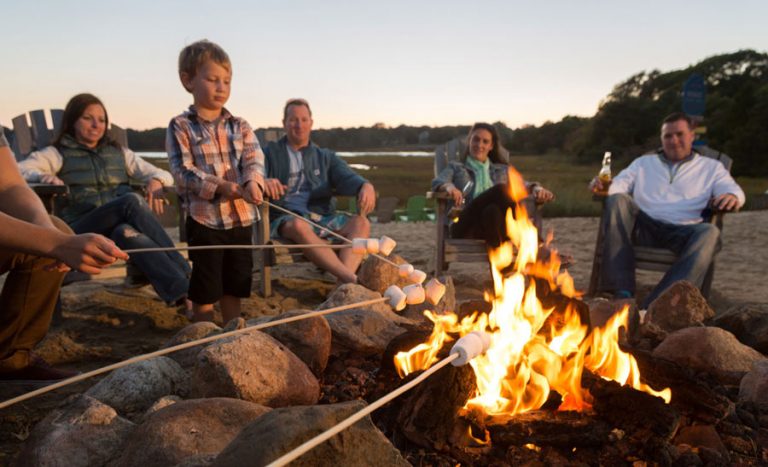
[{"left": 682, "top": 73, "right": 706, "bottom": 117}]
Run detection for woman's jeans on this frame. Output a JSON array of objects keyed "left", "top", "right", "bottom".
[
  {"left": 70, "top": 193, "right": 191, "bottom": 304},
  {"left": 600, "top": 193, "right": 721, "bottom": 308}
]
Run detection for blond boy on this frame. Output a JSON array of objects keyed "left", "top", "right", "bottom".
[{"left": 166, "top": 40, "right": 264, "bottom": 324}]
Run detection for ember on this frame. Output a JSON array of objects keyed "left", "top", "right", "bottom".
[{"left": 395, "top": 167, "right": 671, "bottom": 418}]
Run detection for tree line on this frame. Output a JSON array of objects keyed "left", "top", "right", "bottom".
[{"left": 126, "top": 49, "right": 767, "bottom": 176}]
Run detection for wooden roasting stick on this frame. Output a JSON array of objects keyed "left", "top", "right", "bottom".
[{"left": 0, "top": 298, "right": 387, "bottom": 411}]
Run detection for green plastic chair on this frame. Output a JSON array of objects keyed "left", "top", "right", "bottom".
[{"left": 396, "top": 195, "right": 435, "bottom": 222}]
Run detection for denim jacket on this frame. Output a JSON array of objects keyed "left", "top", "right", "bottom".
[{"left": 264, "top": 137, "right": 367, "bottom": 218}]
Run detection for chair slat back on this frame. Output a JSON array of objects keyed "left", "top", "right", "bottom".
[
  {"left": 29, "top": 109, "right": 55, "bottom": 151},
  {"left": 10, "top": 114, "right": 33, "bottom": 161},
  {"left": 434, "top": 137, "right": 466, "bottom": 176},
  {"left": 696, "top": 145, "right": 732, "bottom": 172}
]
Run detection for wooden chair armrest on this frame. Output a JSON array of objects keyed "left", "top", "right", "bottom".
[
  {"left": 426, "top": 191, "right": 451, "bottom": 200},
  {"left": 28, "top": 183, "right": 68, "bottom": 196}
]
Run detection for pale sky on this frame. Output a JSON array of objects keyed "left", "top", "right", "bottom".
[{"left": 2, "top": 0, "right": 766, "bottom": 131}]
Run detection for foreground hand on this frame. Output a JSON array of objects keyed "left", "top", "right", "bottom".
[
  {"left": 263, "top": 178, "right": 287, "bottom": 200},
  {"left": 218, "top": 181, "right": 242, "bottom": 200},
  {"left": 713, "top": 193, "right": 739, "bottom": 212},
  {"left": 51, "top": 233, "right": 128, "bottom": 275},
  {"left": 446, "top": 186, "right": 463, "bottom": 206},
  {"left": 242, "top": 181, "right": 264, "bottom": 205},
  {"left": 40, "top": 174, "right": 64, "bottom": 185},
  {"left": 357, "top": 183, "right": 376, "bottom": 216},
  {"left": 533, "top": 186, "right": 555, "bottom": 203},
  {"left": 145, "top": 179, "right": 167, "bottom": 215}
]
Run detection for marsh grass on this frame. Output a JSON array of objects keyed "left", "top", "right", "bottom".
[{"left": 153, "top": 154, "right": 767, "bottom": 218}]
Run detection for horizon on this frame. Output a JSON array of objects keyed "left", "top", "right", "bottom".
[{"left": 2, "top": 0, "right": 767, "bottom": 131}]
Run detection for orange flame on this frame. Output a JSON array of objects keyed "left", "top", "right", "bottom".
[{"left": 394, "top": 166, "right": 670, "bottom": 418}]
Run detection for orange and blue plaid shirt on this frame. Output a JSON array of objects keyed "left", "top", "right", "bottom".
[{"left": 166, "top": 106, "right": 265, "bottom": 230}]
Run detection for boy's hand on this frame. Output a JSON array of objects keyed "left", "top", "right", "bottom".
[
  {"left": 218, "top": 181, "right": 243, "bottom": 200},
  {"left": 264, "top": 178, "right": 287, "bottom": 200},
  {"left": 242, "top": 181, "right": 264, "bottom": 205}
]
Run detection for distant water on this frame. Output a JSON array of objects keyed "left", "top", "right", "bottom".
[{"left": 137, "top": 150, "right": 432, "bottom": 160}]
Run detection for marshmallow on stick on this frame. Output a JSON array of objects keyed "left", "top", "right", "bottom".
[
  {"left": 379, "top": 236, "right": 396, "bottom": 256},
  {"left": 403, "top": 284, "right": 426, "bottom": 305},
  {"left": 398, "top": 263, "right": 414, "bottom": 278},
  {"left": 352, "top": 238, "right": 368, "bottom": 255},
  {"left": 408, "top": 269, "right": 427, "bottom": 284},
  {"left": 424, "top": 278, "right": 446, "bottom": 305},
  {"left": 451, "top": 331, "right": 492, "bottom": 366},
  {"left": 384, "top": 285, "right": 407, "bottom": 311},
  {"left": 366, "top": 239, "right": 380, "bottom": 254}
]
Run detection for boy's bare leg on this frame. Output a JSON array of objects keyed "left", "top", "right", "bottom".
[
  {"left": 338, "top": 215, "right": 370, "bottom": 273},
  {"left": 191, "top": 302, "right": 215, "bottom": 322},
  {"left": 280, "top": 219, "right": 357, "bottom": 283},
  {"left": 219, "top": 295, "right": 241, "bottom": 324}
]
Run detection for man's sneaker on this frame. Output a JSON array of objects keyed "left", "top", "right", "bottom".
[
  {"left": 0, "top": 356, "right": 79, "bottom": 386},
  {"left": 614, "top": 290, "right": 634, "bottom": 299}
]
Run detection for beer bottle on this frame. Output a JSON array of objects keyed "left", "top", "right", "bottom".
[{"left": 598, "top": 151, "right": 612, "bottom": 191}]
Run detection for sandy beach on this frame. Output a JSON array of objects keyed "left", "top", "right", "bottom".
[{"left": 0, "top": 210, "right": 765, "bottom": 462}]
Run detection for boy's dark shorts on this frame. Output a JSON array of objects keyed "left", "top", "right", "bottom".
[{"left": 186, "top": 217, "right": 252, "bottom": 304}]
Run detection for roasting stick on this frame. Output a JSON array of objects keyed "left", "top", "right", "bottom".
[
  {"left": 267, "top": 331, "right": 492, "bottom": 467},
  {"left": 0, "top": 297, "right": 387, "bottom": 411},
  {"left": 266, "top": 353, "right": 460, "bottom": 467},
  {"left": 122, "top": 243, "right": 349, "bottom": 254},
  {"left": 263, "top": 201, "right": 400, "bottom": 268}
]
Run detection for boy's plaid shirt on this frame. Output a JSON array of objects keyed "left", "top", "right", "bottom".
[{"left": 166, "top": 107, "right": 265, "bottom": 230}]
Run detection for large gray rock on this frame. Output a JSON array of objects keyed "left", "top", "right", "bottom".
[
  {"left": 646, "top": 281, "right": 714, "bottom": 332},
  {"left": 190, "top": 331, "right": 320, "bottom": 407},
  {"left": 212, "top": 401, "right": 410, "bottom": 467},
  {"left": 15, "top": 395, "right": 134, "bottom": 467},
  {"left": 319, "top": 283, "right": 414, "bottom": 356},
  {"left": 357, "top": 254, "right": 411, "bottom": 294},
  {"left": 739, "top": 360, "right": 768, "bottom": 411},
  {"left": 653, "top": 327, "right": 767, "bottom": 380},
  {"left": 111, "top": 398, "right": 270, "bottom": 467},
  {"left": 162, "top": 321, "right": 222, "bottom": 370},
  {"left": 712, "top": 304, "right": 768, "bottom": 354},
  {"left": 248, "top": 310, "right": 332, "bottom": 377},
  {"left": 86, "top": 357, "right": 189, "bottom": 416}
]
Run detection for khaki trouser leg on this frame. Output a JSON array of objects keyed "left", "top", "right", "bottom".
[{"left": 0, "top": 217, "right": 70, "bottom": 371}]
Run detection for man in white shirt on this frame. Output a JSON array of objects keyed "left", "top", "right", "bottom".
[{"left": 591, "top": 112, "right": 745, "bottom": 307}]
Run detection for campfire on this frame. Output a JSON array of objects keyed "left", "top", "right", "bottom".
[{"left": 393, "top": 167, "right": 671, "bottom": 432}]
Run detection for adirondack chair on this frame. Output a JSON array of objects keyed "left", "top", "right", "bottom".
[
  {"left": 587, "top": 146, "right": 733, "bottom": 300},
  {"left": 372, "top": 196, "right": 399, "bottom": 223},
  {"left": 395, "top": 195, "right": 435, "bottom": 222}
]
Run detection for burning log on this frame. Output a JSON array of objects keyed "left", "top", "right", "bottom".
[
  {"left": 394, "top": 361, "right": 482, "bottom": 454},
  {"left": 484, "top": 410, "right": 612, "bottom": 448}
]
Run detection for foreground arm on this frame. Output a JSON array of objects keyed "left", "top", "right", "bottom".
[
  {"left": 711, "top": 162, "right": 746, "bottom": 211},
  {"left": 0, "top": 146, "right": 127, "bottom": 273}
]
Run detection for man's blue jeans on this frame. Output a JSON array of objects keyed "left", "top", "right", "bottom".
[
  {"left": 70, "top": 193, "right": 191, "bottom": 304},
  {"left": 600, "top": 193, "right": 721, "bottom": 308}
]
